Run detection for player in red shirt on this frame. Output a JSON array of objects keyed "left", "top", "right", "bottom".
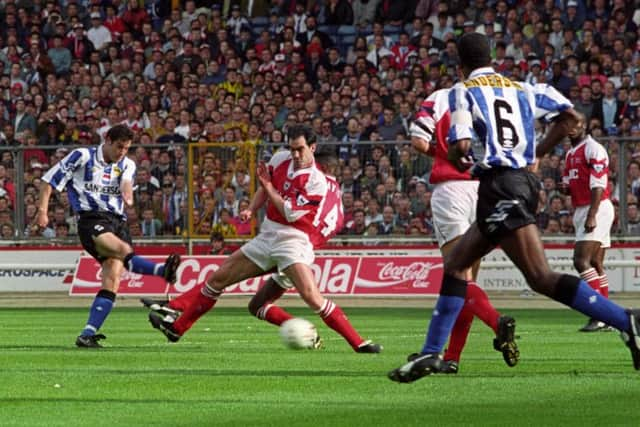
[
  {"left": 562, "top": 113, "right": 615, "bottom": 332},
  {"left": 143, "top": 126, "right": 381, "bottom": 353},
  {"left": 244, "top": 152, "right": 377, "bottom": 345},
  {"left": 408, "top": 87, "right": 518, "bottom": 372}
]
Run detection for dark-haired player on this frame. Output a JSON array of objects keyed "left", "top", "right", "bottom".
[
  {"left": 409, "top": 87, "right": 518, "bottom": 373},
  {"left": 389, "top": 33, "right": 640, "bottom": 382},
  {"left": 37, "top": 124, "right": 181, "bottom": 348},
  {"left": 563, "top": 113, "right": 615, "bottom": 332},
  {"left": 144, "top": 126, "right": 381, "bottom": 353}
]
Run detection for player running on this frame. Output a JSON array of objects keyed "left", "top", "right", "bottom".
[
  {"left": 409, "top": 87, "right": 518, "bottom": 373},
  {"left": 389, "top": 33, "right": 640, "bottom": 383},
  {"left": 143, "top": 126, "right": 381, "bottom": 353},
  {"left": 562, "top": 113, "right": 615, "bottom": 332},
  {"left": 37, "top": 124, "right": 180, "bottom": 348}
]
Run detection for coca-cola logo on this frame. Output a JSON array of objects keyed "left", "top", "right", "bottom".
[
  {"left": 355, "top": 259, "right": 443, "bottom": 289},
  {"left": 379, "top": 261, "right": 442, "bottom": 282}
]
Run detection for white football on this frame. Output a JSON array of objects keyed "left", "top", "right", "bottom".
[{"left": 279, "top": 318, "right": 319, "bottom": 350}]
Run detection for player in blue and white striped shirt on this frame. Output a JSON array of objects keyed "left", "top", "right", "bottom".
[
  {"left": 37, "top": 125, "right": 181, "bottom": 348},
  {"left": 389, "top": 33, "right": 640, "bottom": 382}
]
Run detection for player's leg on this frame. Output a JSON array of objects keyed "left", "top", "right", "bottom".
[
  {"left": 247, "top": 274, "right": 294, "bottom": 326},
  {"left": 574, "top": 240, "right": 607, "bottom": 331},
  {"left": 166, "top": 249, "right": 266, "bottom": 338},
  {"left": 388, "top": 224, "right": 494, "bottom": 381},
  {"left": 91, "top": 216, "right": 181, "bottom": 284},
  {"left": 498, "top": 223, "right": 631, "bottom": 334},
  {"left": 440, "top": 238, "right": 477, "bottom": 365},
  {"left": 284, "top": 262, "right": 381, "bottom": 353},
  {"left": 75, "top": 215, "right": 130, "bottom": 347},
  {"left": 421, "top": 224, "right": 495, "bottom": 356},
  {"left": 594, "top": 246, "right": 609, "bottom": 298},
  {"left": 76, "top": 257, "right": 124, "bottom": 348}
]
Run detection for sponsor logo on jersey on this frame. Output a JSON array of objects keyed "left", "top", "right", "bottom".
[
  {"left": 84, "top": 183, "right": 121, "bottom": 195},
  {"left": 101, "top": 167, "right": 112, "bottom": 185}
]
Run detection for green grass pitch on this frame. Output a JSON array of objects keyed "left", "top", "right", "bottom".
[{"left": 1, "top": 306, "right": 640, "bottom": 426}]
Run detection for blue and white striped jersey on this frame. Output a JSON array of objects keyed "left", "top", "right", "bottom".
[
  {"left": 447, "top": 66, "right": 573, "bottom": 171},
  {"left": 43, "top": 144, "right": 136, "bottom": 218}
]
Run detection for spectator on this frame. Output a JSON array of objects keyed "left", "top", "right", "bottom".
[
  {"left": 375, "top": 0, "right": 411, "bottom": 26},
  {"left": 343, "top": 207, "right": 367, "bottom": 235},
  {"left": 210, "top": 231, "right": 234, "bottom": 255},
  {"left": 211, "top": 208, "right": 237, "bottom": 238},
  {"left": 47, "top": 34, "right": 71, "bottom": 75},
  {"left": 353, "top": 0, "right": 381, "bottom": 28},
  {"left": 592, "top": 80, "right": 622, "bottom": 134},
  {"left": 377, "top": 107, "right": 403, "bottom": 140},
  {"left": 325, "top": 0, "right": 354, "bottom": 26},
  {"left": 296, "top": 15, "right": 333, "bottom": 50},
  {"left": 548, "top": 59, "right": 576, "bottom": 99},
  {"left": 628, "top": 203, "right": 640, "bottom": 235},
  {"left": 574, "top": 86, "right": 594, "bottom": 122}
]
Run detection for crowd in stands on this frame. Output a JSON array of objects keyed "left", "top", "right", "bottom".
[{"left": 1, "top": 0, "right": 640, "bottom": 242}]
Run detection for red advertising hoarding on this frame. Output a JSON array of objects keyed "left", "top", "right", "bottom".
[{"left": 69, "top": 255, "right": 444, "bottom": 296}]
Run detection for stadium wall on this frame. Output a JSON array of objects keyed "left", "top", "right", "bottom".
[{"left": 2, "top": 245, "right": 640, "bottom": 294}]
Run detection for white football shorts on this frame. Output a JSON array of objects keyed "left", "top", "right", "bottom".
[
  {"left": 240, "top": 218, "right": 315, "bottom": 273},
  {"left": 430, "top": 180, "right": 479, "bottom": 247},
  {"left": 573, "top": 198, "right": 614, "bottom": 248}
]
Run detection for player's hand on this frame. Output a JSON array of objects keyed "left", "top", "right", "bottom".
[
  {"left": 35, "top": 209, "right": 48, "bottom": 231},
  {"left": 584, "top": 215, "right": 596, "bottom": 233},
  {"left": 239, "top": 209, "right": 252, "bottom": 222},
  {"left": 448, "top": 139, "right": 473, "bottom": 172},
  {"left": 256, "top": 161, "right": 272, "bottom": 188}
]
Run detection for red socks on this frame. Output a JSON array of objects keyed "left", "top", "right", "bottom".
[
  {"left": 443, "top": 302, "right": 475, "bottom": 362},
  {"left": 168, "top": 284, "right": 203, "bottom": 312},
  {"left": 580, "top": 268, "right": 600, "bottom": 294},
  {"left": 172, "top": 285, "right": 220, "bottom": 335},
  {"left": 598, "top": 275, "right": 609, "bottom": 298},
  {"left": 465, "top": 282, "right": 499, "bottom": 332},
  {"left": 443, "top": 283, "right": 500, "bottom": 362},
  {"left": 317, "top": 299, "right": 364, "bottom": 350},
  {"left": 256, "top": 303, "right": 294, "bottom": 326}
]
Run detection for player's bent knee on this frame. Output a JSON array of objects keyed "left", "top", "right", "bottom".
[
  {"left": 573, "top": 256, "right": 590, "bottom": 273},
  {"left": 297, "top": 287, "right": 323, "bottom": 311},
  {"left": 527, "top": 271, "right": 561, "bottom": 295}
]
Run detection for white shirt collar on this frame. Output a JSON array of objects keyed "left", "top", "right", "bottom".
[{"left": 468, "top": 67, "right": 496, "bottom": 78}]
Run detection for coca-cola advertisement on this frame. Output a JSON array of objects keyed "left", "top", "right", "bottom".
[
  {"left": 355, "top": 257, "right": 443, "bottom": 294},
  {"left": 69, "top": 255, "right": 444, "bottom": 296}
]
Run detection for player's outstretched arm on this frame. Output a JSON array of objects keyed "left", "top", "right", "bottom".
[
  {"left": 257, "top": 162, "right": 286, "bottom": 217},
  {"left": 535, "top": 109, "right": 580, "bottom": 158},
  {"left": 36, "top": 183, "right": 54, "bottom": 229},
  {"left": 411, "top": 136, "right": 435, "bottom": 157},
  {"left": 121, "top": 180, "right": 134, "bottom": 207},
  {"left": 241, "top": 187, "right": 267, "bottom": 222}
]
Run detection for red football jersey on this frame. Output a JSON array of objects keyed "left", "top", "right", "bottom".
[
  {"left": 266, "top": 150, "right": 329, "bottom": 247},
  {"left": 411, "top": 88, "right": 473, "bottom": 184},
  {"left": 562, "top": 135, "right": 610, "bottom": 207},
  {"left": 311, "top": 175, "right": 344, "bottom": 247}
]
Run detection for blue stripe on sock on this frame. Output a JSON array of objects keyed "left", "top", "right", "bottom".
[
  {"left": 128, "top": 255, "right": 162, "bottom": 276},
  {"left": 81, "top": 296, "right": 114, "bottom": 336},
  {"left": 570, "top": 281, "right": 630, "bottom": 331},
  {"left": 421, "top": 295, "right": 465, "bottom": 354}
]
